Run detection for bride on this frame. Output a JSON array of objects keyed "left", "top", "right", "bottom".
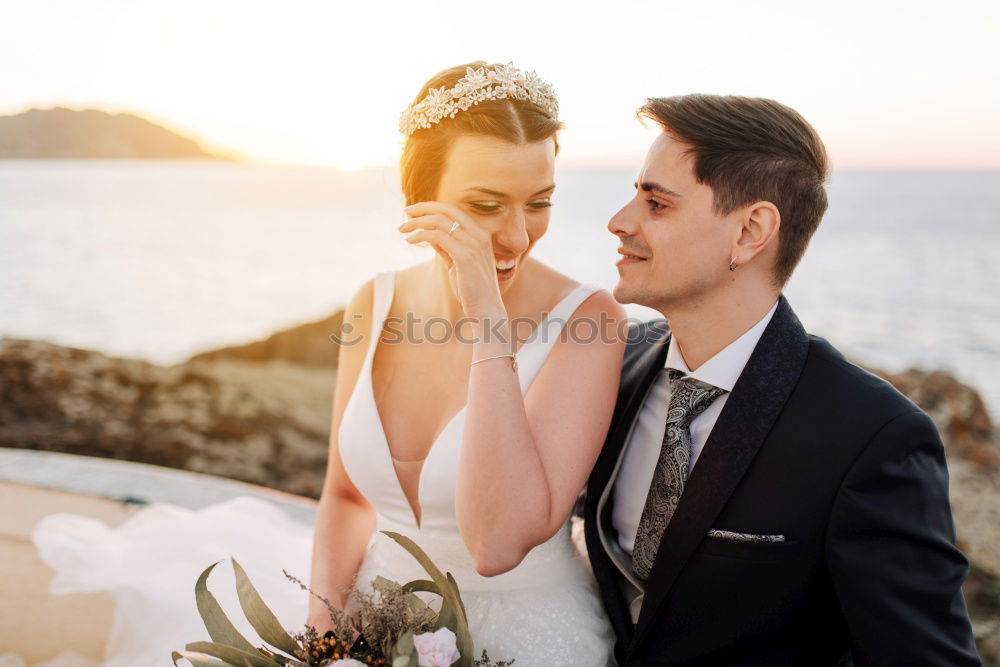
[
  {"left": 28, "top": 61, "right": 621, "bottom": 667},
  {"left": 308, "top": 62, "right": 623, "bottom": 665}
]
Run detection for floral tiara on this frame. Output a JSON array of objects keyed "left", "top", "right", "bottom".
[{"left": 399, "top": 62, "right": 559, "bottom": 137}]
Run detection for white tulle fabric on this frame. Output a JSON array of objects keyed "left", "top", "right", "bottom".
[
  {"left": 339, "top": 271, "right": 615, "bottom": 666},
  {"left": 31, "top": 496, "right": 314, "bottom": 667}
]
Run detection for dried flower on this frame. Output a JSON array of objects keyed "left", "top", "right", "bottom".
[
  {"left": 350, "top": 578, "right": 436, "bottom": 659},
  {"left": 172, "top": 534, "right": 507, "bottom": 667},
  {"left": 284, "top": 569, "right": 356, "bottom": 643},
  {"left": 473, "top": 650, "right": 516, "bottom": 667}
]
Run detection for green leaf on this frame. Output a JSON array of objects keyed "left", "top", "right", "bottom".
[
  {"left": 403, "top": 577, "right": 456, "bottom": 637},
  {"left": 381, "top": 532, "right": 473, "bottom": 667},
  {"left": 394, "top": 630, "right": 415, "bottom": 655},
  {"left": 403, "top": 591, "right": 432, "bottom": 617},
  {"left": 230, "top": 557, "right": 302, "bottom": 658},
  {"left": 401, "top": 578, "right": 447, "bottom": 623},
  {"left": 447, "top": 572, "right": 468, "bottom": 620},
  {"left": 171, "top": 650, "right": 230, "bottom": 667},
  {"left": 435, "top": 600, "right": 457, "bottom": 633},
  {"left": 401, "top": 579, "right": 438, "bottom": 595},
  {"left": 392, "top": 632, "right": 418, "bottom": 667},
  {"left": 373, "top": 574, "right": 404, "bottom": 597},
  {"left": 183, "top": 641, "right": 276, "bottom": 667},
  {"left": 194, "top": 561, "right": 260, "bottom": 656}
]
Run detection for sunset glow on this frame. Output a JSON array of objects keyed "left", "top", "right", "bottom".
[{"left": 3, "top": 0, "right": 999, "bottom": 170}]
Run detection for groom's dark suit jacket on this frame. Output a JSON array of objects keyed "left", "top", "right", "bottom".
[{"left": 584, "top": 296, "right": 980, "bottom": 666}]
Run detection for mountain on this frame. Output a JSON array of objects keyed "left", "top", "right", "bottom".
[{"left": 0, "top": 107, "right": 231, "bottom": 159}]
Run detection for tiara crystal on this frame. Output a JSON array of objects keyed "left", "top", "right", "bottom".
[{"left": 399, "top": 63, "right": 559, "bottom": 136}]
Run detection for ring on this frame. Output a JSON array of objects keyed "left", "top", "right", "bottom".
[{"left": 447, "top": 220, "right": 461, "bottom": 236}]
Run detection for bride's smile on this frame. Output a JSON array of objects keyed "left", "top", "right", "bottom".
[
  {"left": 311, "top": 61, "right": 623, "bottom": 666},
  {"left": 429, "top": 132, "right": 557, "bottom": 295}
]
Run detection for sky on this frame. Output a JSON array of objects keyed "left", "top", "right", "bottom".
[{"left": 2, "top": 0, "right": 999, "bottom": 170}]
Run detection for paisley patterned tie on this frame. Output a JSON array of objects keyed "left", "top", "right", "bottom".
[{"left": 631, "top": 369, "right": 727, "bottom": 580}]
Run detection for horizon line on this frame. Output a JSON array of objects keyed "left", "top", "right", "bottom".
[{"left": 3, "top": 104, "right": 1000, "bottom": 172}]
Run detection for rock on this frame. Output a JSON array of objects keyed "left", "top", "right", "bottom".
[
  {"left": 188, "top": 310, "right": 344, "bottom": 367},
  {"left": 870, "top": 368, "right": 1000, "bottom": 664},
  {"left": 977, "top": 619, "right": 1000, "bottom": 667},
  {"left": 874, "top": 367, "right": 1000, "bottom": 469},
  {"left": 953, "top": 434, "right": 1000, "bottom": 558},
  {"left": 0, "top": 338, "right": 334, "bottom": 499},
  {"left": 2, "top": 332, "right": 1000, "bottom": 661}
]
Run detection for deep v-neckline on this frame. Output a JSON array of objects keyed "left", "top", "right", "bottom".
[
  {"left": 370, "top": 380, "right": 466, "bottom": 529},
  {"left": 367, "top": 273, "right": 468, "bottom": 528},
  {"left": 365, "top": 271, "right": 592, "bottom": 529}
]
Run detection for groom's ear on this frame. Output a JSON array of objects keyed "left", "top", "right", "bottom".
[{"left": 733, "top": 200, "right": 781, "bottom": 268}]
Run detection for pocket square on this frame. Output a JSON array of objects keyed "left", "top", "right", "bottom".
[{"left": 707, "top": 529, "right": 785, "bottom": 543}]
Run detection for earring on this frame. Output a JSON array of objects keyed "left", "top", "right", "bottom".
[{"left": 729, "top": 258, "right": 737, "bottom": 271}]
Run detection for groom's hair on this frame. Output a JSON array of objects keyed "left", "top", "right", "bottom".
[{"left": 639, "top": 95, "right": 829, "bottom": 286}]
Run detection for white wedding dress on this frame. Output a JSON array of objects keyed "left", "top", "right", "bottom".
[
  {"left": 28, "top": 270, "right": 614, "bottom": 667},
  {"left": 338, "top": 271, "right": 615, "bottom": 666}
]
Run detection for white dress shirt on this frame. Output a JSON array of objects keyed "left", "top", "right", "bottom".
[{"left": 612, "top": 300, "right": 779, "bottom": 555}]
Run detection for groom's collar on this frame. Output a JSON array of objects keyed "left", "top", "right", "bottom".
[{"left": 664, "top": 299, "right": 779, "bottom": 392}]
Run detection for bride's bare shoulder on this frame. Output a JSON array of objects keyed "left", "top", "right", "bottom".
[
  {"left": 520, "top": 259, "right": 625, "bottom": 335},
  {"left": 523, "top": 258, "right": 616, "bottom": 307},
  {"left": 344, "top": 276, "right": 375, "bottom": 321},
  {"left": 521, "top": 258, "right": 581, "bottom": 298},
  {"left": 344, "top": 261, "right": 430, "bottom": 316},
  {"left": 393, "top": 261, "right": 433, "bottom": 288}
]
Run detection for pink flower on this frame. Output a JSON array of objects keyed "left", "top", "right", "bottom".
[{"left": 412, "top": 627, "right": 461, "bottom": 667}]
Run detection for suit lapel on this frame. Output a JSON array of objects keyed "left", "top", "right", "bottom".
[
  {"left": 630, "top": 295, "right": 811, "bottom": 650},
  {"left": 589, "top": 320, "right": 671, "bottom": 499},
  {"left": 585, "top": 320, "right": 670, "bottom": 647}
]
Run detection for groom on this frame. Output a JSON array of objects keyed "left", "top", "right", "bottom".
[{"left": 584, "top": 95, "right": 980, "bottom": 665}]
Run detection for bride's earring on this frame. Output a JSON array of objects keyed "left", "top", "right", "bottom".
[{"left": 729, "top": 257, "right": 738, "bottom": 271}]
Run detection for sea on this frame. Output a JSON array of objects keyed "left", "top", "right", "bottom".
[{"left": 1, "top": 161, "right": 998, "bottom": 419}]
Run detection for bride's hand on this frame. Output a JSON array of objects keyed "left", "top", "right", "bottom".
[{"left": 399, "top": 201, "right": 506, "bottom": 319}]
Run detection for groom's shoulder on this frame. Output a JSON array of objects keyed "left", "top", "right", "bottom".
[
  {"left": 623, "top": 318, "right": 669, "bottom": 356},
  {"left": 801, "top": 333, "right": 922, "bottom": 422}
]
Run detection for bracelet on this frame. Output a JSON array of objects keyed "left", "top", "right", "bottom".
[{"left": 470, "top": 353, "right": 518, "bottom": 373}]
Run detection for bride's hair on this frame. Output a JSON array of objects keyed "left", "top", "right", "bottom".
[{"left": 400, "top": 61, "right": 563, "bottom": 206}]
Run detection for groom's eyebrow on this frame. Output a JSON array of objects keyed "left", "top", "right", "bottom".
[
  {"left": 636, "top": 181, "right": 683, "bottom": 198},
  {"left": 466, "top": 185, "right": 556, "bottom": 197}
]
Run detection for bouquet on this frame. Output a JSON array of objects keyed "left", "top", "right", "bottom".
[{"left": 171, "top": 531, "right": 512, "bottom": 667}]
